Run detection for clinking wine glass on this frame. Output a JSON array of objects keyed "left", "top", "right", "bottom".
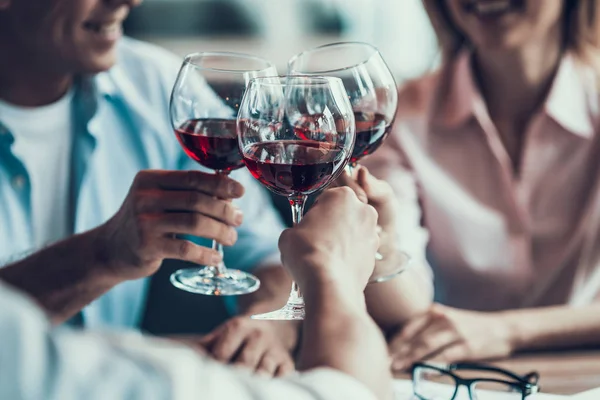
[
  {"left": 237, "top": 75, "right": 356, "bottom": 320},
  {"left": 288, "top": 42, "right": 397, "bottom": 171},
  {"left": 169, "top": 52, "right": 277, "bottom": 296},
  {"left": 289, "top": 42, "right": 408, "bottom": 281}
]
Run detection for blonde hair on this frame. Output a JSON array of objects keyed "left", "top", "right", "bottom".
[{"left": 422, "top": 0, "right": 600, "bottom": 70}]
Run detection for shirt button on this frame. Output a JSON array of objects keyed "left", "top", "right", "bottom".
[{"left": 11, "top": 175, "right": 26, "bottom": 190}]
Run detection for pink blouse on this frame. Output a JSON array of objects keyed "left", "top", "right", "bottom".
[{"left": 364, "top": 51, "right": 600, "bottom": 311}]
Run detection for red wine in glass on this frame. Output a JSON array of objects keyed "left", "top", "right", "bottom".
[
  {"left": 350, "top": 111, "right": 391, "bottom": 165},
  {"left": 293, "top": 112, "right": 391, "bottom": 165},
  {"left": 175, "top": 118, "right": 244, "bottom": 172},
  {"left": 242, "top": 140, "right": 347, "bottom": 196},
  {"left": 292, "top": 114, "right": 352, "bottom": 150}
]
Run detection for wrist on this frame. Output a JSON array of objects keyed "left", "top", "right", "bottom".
[
  {"left": 84, "top": 226, "right": 126, "bottom": 287},
  {"left": 498, "top": 310, "right": 522, "bottom": 354},
  {"left": 301, "top": 270, "right": 367, "bottom": 316},
  {"left": 291, "top": 253, "right": 369, "bottom": 313},
  {"left": 373, "top": 244, "right": 403, "bottom": 277},
  {"left": 295, "top": 253, "right": 359, "bottom": 290}
]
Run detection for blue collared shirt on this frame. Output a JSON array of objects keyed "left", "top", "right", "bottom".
[{"left": 0, "top": 38, "right": 284, "bottom": 329}]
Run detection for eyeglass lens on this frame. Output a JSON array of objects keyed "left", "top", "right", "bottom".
[
  {"left": 413, "top": 366, "right": 524, "bottom": 400},
  {"left": 413, "top": 366, "right": 457, "bottom": 400}
]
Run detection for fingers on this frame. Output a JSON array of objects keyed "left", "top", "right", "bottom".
[
  {"left": 357, "top": 166, "right": 394, "bottom": 205},
  {"left": 391, "top": 326, "right": 459, "bottom": 371},
  {"left": 134, "top": 170, "right": 245, "bottom": 199},
  {"left": 210, "top": 321, "right": 248, "bottom": 363},
  {"left": 135, "top": 190, "right": 244, "bottom": 226},
  {"left": 204, "top": 318, "right": 294, "bottom": 378},
  {"left": 256, "top": 353, "right": 279, "bottom": 377},
  {"left": 256, "top": 352, "right": 295, "bottom": 377},
  {"left": 274, "top": 358, "right": 295, "bottom": 377},
  {"left": 196, "top": 331, "right": 218, "bottom": 347},
  {"left": 389, "top": 305, "right": 469, "bottom": 371},
  {"left": 388, "top": 312, "right": 435, "bottom": 371},
  {"left": 427, "top": 343, "right": 468, "bottom": 365},
  {"left": 316, "top": 186, "right": 369, "bottom": 211},
  {"left": 159, "top": 237, "right": 222, "bottom": 266},
  {"left": 145, "top": 212, "right": 238, "bottom": 245},
  {"left": 312, "top": 187, "right": 379, "bottom": 242},
  {"left": 331, "top": 168, "right": 368, "bottom": 203},
  {"left": 389, "top": 312, "right": 434, "bottom": 353},
  {"left": 232, "top": 330, "right": 268, "bottom": 371}
]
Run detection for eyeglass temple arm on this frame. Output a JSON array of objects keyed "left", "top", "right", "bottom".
[{"left": 451, "top": 362, "right": 539, "bottom": 384}]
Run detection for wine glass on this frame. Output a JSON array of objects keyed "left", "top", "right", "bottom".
[
  {"left": 237, "top": 75, "right": 356, "bottom": 320},
  {"left": 288, "top": 42, "right": 398, "bottom": 173},
  {"left": 289, "top": 42, "right": 408, "bottom": 281},
  {"left": 169, "top": 52, "right": 277, "bottom": 296}
]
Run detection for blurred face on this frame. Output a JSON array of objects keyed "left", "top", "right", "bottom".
[
  {"left": 0, "top": 0, "right": 142, "bottom": 74},
  {"left": 444, "top": 0, "right": 564, "bottom": 50}
]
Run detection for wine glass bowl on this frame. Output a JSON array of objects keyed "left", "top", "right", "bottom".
[
  {"left": 351, "top": 111, "right": 391, "bottom": 165},
  {"left": 242, "top": 140, "right": 348, "bottom": 196},
  {"left": 169, "top": 52, "right": 277, "bottom": 296},
  {"left": 175, "top": 118, "right": 244, "bottom": 172},
  {"left": 238, "top": 75, "right": 355, "bottom": 320},
  {"left": 288, "top": 42, "right": 397, "bottom": 168}
]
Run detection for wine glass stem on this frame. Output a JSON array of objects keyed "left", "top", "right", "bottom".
[
  {"left": 211, "top": 240, "right": 226, "bottom": 275},
  {"left": 287, "top": 195, "right": 307, "bottom": 303},
  {"left": 211, "top": 169, "right": 228, "bottom": 276}
]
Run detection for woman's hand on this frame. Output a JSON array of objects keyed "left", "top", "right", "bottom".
[
  {"left": 332, "top": 166, "right": 401, "bottom": 278},
  {"left": 389, "top": 304, "right": 514, "bottom": 371}
]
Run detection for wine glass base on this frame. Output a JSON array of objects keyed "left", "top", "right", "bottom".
[
  {"left": 251, "top": 303, "right": 305, "bottom": 320},
  {"left": 369, "top": 251, "right": 412, "bottom": 284},
  {"left": 170, "top": 267, "right": 260, "bottom": 296}
]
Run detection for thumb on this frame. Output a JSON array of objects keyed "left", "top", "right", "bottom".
[
  {"left": 354, "top": 185, "right": 368, "bottom": 204},
  {"left": 335, "top": 169, "right": 368, "bottom": 203},
  {"left": 357, "top": 166, "right": 391, "bottom": 204}
]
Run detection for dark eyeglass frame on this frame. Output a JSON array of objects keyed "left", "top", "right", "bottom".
[{"left": 411, "top": 362, "right": 540, "bottom": 400}]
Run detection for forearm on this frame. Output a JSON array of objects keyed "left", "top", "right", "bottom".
[
  {"left": 503, "top": 303, "right": 600, "bottom": 352},
  {"left": 0, "top": 227, "right": 120, "bottom": 324},
  {"left": 237, "top": 264, "right": 299, "bottom": 350},
  {"left": 299, "top": 279, "right": 393, "bottom": 400},
  {"left": 365, "top": 255, "right": 433, "bottom": 333}
]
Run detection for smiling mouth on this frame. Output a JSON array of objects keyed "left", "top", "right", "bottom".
[
  {"left": 82, "top": 20, "right": 124, "bottom": 43},
  {"left": 84, "top": 21, "right": 122, "bottom": 34},
  {"left": 463, "top": 0, "right": 524, "bottom": 17}
]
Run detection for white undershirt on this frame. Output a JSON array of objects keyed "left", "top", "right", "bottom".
[{"left": 0, "top": 91, "right": 74, "bottom": 248}]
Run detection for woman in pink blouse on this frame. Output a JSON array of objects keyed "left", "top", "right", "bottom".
[{"left": 359, "top": 0, "right": 600, "bottom": 369}]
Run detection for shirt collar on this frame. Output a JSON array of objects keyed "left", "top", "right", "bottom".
[
  {"left": 432, "top": 50, "right": 479, "bottom": 129},
  {"left": 94, "top": 71, "right": 119, "bottom": 99},
  {"left": 433, "top": 50, "right": 597, "bottom": 139},
  {"left": 76, "top": 57, "right": 129, "bottom": 108},
  {"left": 544, "top": 54, "right": 596, "bottom": 139},
  {"left": 74, "top": 63, "right": 131, "bottom": 134},
  {"left": 90, "top": 59, "right": 166, "bottom": 129}
]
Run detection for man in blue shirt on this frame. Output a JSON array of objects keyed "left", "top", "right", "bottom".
[{"left": 0, "top": 0, "right": 296, "bottom": 374}]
